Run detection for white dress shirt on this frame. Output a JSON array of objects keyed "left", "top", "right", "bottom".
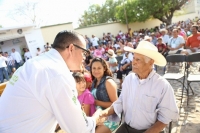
[
  {"left": 24, "top": 51, "right": 32, "bottom": 61},
  {"left": 168, "top": 35, "right": 185, "bottom": 50},
  {"left": 110, "top": 70, "right": 179, "bottom": 130},
  {"left": 0, "top": 49, "right": 96, "bottom": 133},
  {"left": 11, "top": 51, "right": 22, "bottom": 63},
  {"left": 90, "top": 37, "right": 99, "bottom": 47},
  {"left": 162, "top": 34, "right": 170, "bottom": 44},
  {"left": 0, "top": 56, "right": 7, "bottom": 68}
]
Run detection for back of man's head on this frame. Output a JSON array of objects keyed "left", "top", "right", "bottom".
[{"left": 52, "top": 30, "right": 82, "bottom": 50}]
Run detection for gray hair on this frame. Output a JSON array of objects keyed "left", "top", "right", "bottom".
[{"left": 143, "top": 55, "right": 152, "bottom": 63}]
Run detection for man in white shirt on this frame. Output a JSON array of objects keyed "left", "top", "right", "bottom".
[
  {"left": 36, "top": 47, "right": 42, "bottom": 56},
  {"left": 24, "top": 48, "right": 32, "bottom": 62},
  {"left": 0, "top": 52, "right": 9, "bottom": 83},
  {"left": 91, "top": 35, "right": 99, "bottom": 48},
  {"left": 100, "top": 41, "right": 179, "bottom": 133},
  {"left": 4, "top": 52, "right": 14, "bottom": 76},
  {"left": 167, "top": 28, "right": 188, "bottom": 55},
  {"left": 0, "top": 31, "right": 105, "bottom": 133},
  {"left": 11, "top": 48, "right": 22, "bottom": 69}
]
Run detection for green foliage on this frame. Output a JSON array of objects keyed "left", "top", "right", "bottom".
[
  {"left": 116, "top": 0, "right": 188, "bottom": 25},
  {"left": 79, "top": 0, "right": 188, "bottom": 27},
  {"left": 0, "top": 25, "right": 2, "bottom": 28},
  {"left": 78, "top": 0, "right": 122, "bottom": 27}
]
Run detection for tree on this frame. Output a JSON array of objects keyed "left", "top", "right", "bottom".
[
  {"left": 8, "top": 1, "right": 44, "bottom": 27},
  {"left": 78, "top": 0, "right": 122, "bottom": 27},
  {"left": 116, "top": 0, "right": 188, "bottom": 26}
]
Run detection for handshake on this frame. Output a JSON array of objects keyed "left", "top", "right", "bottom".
[{"left": 92, "top": 107, "right": 114, "bottom": 125}]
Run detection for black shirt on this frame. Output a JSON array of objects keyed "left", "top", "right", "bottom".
[{"left": 85, "top": 55, "right": 93, "bottom": 65}]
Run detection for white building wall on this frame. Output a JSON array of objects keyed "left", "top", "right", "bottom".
[{"left": 0, "top": 37, "right": 26, "bottom": 57}]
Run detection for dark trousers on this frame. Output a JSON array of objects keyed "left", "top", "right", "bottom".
[{"left": 116, "top": 123, "right": 165, "bottom": 133}]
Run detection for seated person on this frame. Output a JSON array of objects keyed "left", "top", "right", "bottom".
[
  {"left": 156, "top": 37, "right": 167, "bottom": 57},
  {"left": 100, "top": 41, "right": 179, "bottom": 133},
  {"left": 186, "top": 25, "right": 200, "bottom": 54},
  {"left": 117, "top": 52, "right": 133, "bottom": 88},
  {"left": 72, "top": 72, "right": 96, "bottom": 117},
  {"left": 167, "top": 28, "right": 188, "bottom": 55},
  {"left": 85, "top": 51, "right": 93, "bottom": 71},
  {"left": 107, "top": 49, "right": 118, "bottom": 73}
]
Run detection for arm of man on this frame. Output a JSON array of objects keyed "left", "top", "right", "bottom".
[
  {"left": 47, "top": 75, "right": 97, "bottom": 133},
  {"left": 174, "top": 43, "right": 184, "bottom": 50},
  {"left": 174, "top": 36, "right": 185, "bottom": 50},
  {"left": 144, "top": 120, "right": 167, "bottom": 133},
  {"left": 186, "top": 37, "right": 196, "bottom": 52},
  {"left": 145, "top": 80, "right": 179, "bottom": 133}
]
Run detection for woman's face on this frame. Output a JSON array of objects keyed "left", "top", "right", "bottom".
[
  {"left": 76, "top": 80, "right": 86, "bottom": 93},
  {"left": 91, "top": 61, "right": 105, "bottom": 79}
]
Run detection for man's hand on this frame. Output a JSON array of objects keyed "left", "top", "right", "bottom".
[
  {"left": 190, "top": 48, "right": 196, "bottom": 52},
  {"left": 144, "top": 120, "right": 167, "bottom": 133},
  {"left": 92, "top": 109, "right": 107, "bottom": 125}
]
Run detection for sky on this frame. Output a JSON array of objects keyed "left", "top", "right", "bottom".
[{"left": 0, "top": 0, "right": 106, "bottom": 28}]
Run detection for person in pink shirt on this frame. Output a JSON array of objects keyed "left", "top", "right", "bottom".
[
  {"left": 93, "top": 44, "right": 105, "bottom": 58},
  {"left": 72, "top": 72, "right": 96, "bottom": 116}
]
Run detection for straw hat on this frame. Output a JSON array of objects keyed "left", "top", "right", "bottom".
[
  {"left": 160, "top": 28, "right": 168, "bottom": 33},
  {"left": 144, "top": 36, "right": 152, "bottom": 41},
  {"left": 124, "top": 41, "right": 166, "bottom": 66},
  {"left": 106, "top": 49, "right": 116, "bottom": 58}
]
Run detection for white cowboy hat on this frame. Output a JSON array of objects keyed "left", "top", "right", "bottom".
[
  {"left": 144, "top": 36, "right": 152, "bottom": 41},
  {"left": 160, "top": 28, "right": 168, "bottom": 33},
  {"left": 124, "top": 41, "right": 166, "bottom": 66},
  {"left": 106, "top": 49, "right": 116, "bottom": 58}
]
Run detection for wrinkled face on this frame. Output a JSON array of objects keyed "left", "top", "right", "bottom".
[
  {"left": 132, "top": 53, "right": 153, "bottom": 75},
  {"left": 91, "top": 61, "right": 105, "bottom": 79},
  {"left": 76, "top": 80, "right": 86, "bottom": 93}
]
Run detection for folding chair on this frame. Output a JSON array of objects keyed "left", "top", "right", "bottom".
[
  {"left": 163, "top": 54, "right": 187, "bottom": 106},
  {"left": 186, "top": 52, "right": 200, "bottom": 105}
]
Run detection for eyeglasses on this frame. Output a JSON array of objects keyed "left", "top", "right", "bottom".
[{"left": 66, "top": 44, "right": 89, "bottom": 56}]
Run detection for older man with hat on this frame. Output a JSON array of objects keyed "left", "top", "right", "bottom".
[{"left": 100, "top": 41, "right": 179, "bottom": 133}]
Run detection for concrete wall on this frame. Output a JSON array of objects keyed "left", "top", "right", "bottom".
[
  {"left": 41, "top": 23, "right": 74, "bottom": 44},
  {"left": 75, "top": 19, "right": 163, "bottom": 38},
  {"left": 74, "top": 12, "right": 199, "bottom": 39}
]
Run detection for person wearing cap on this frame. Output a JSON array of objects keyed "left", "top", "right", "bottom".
[
  {"left": 160, "top": 29, "right": 169, "bottom": 45},
  {"left": 99, "top": 41, "right": 179, "bottom": 133},
  {"left": 0, "top": 31, "right": 106, "bottom": 133},
  {"left": 107, "top": 49, "right": 118, "bottom": 73}
]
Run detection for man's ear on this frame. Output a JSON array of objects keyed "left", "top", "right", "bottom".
[
  {"left": 150, "top": 59, "right": 154, "bottom": 66},
  {"left": 68, "top": 43, "right": 74, "bottom": 52}
]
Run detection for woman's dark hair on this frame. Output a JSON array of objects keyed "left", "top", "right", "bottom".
[
  {"left": 52, "top": 30, "right": 82, "bottom": 50},
  {"left": 72, "top": 72, "right": 86, "bottom": 83},
  {"left": 90, "top": 57, "right": 113, "bottom": 80}
]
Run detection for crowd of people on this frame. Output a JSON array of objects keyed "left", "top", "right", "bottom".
[
  {"left": 0, "top": 17, "right": 199, "bottom": 133},
  {"left": 0, "top": 42, "right": 54, "bottom": 83}
]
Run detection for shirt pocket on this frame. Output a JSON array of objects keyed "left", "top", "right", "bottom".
[{"left": 140, "top": 94, "right": 158, "bottom": 113}]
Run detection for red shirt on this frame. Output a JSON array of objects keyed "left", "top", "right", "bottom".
[
  {"left": 186, "top": 33, "right": 200, "bottom": 48},
  {"left": 156, "top": 43, "right": 166, "bottom": 52}
]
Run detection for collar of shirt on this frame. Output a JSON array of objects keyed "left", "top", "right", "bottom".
[
  {"left": 134, "top": 70, "right": 156, "bottom": 85},
  {"left": 46, "top": 49, "right": 69, "bottom": 71}
]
